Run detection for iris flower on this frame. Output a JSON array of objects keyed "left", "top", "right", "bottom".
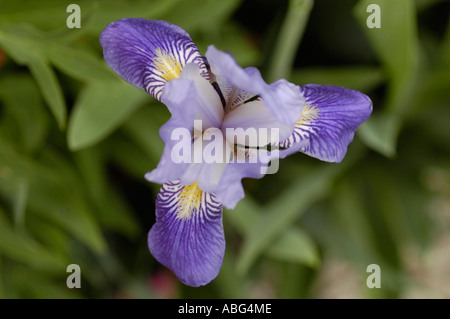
[{"left": 100, "top": 18, "right": 372, "bottom": 287}]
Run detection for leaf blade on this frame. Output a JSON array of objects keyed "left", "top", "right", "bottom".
[{"left": 67, "top": 80, "right": 149, "bottom": 150}]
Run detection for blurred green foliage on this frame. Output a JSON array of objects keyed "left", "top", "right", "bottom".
[{"left": 0, "top": 0, "right": 449, "bottom": 298}]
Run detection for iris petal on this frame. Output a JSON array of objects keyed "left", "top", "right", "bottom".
[
  {"left": 208, "top": 60, "right": 260, "bottom": 113},
  {"left": 148, "top": 181, "right": 225, "bottom": 287},
  {"left": 222, "top": 100, "right": 286, "bottom": 146},
  {"left": 279, "top": 84, "right": 373, "bottom": 162},
  {"left": 215, "top": 160, "right": 266, "bottom": 209},
  {"left": 205, "top": 45, "right": 303, "bottom": 142},
  {"left": 145, "top": 63, "right": 225, "bottom": 192},
  {"left": 100, "top": 18, "right": 208, "bottom": 101}
]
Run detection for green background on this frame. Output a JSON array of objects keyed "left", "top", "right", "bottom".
[{"left": 0, "top": 0, "right": 449, "bottom": 298}]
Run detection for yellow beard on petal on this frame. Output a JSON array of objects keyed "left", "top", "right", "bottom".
[
  {"left": 296, "top": 102, "right": 319, "bottom": 126},
  {"left": 153, "top": 48, "right": 182, "bottom": 81},
  {"left": 176, "top": 182, "right": 202, "bottom": 220}
]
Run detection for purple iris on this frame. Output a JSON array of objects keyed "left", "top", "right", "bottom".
[{"left": 100, "top": 18, "right": 372, "bottom": 287}]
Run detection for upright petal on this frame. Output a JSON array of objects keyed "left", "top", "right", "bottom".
[
  {"left": 207, "top": 58, "right": 261, "bottom": 114},
  {"left": 221, "top": 99, "right": 288, "bottom": 146},
  {"left": 148, "top": 181, "right": 225, "bottom": 287},
  {"left": 279, "top": 84, "right": 372, "bottom": 162},
  {"left": 174, "top": 63, "right": 224, "bottom": 128},
  {"left": 205, "top": 45, "right": 304, "bottom": 141},
  {"left": 145, "top": 63, "right": 225, "bottom": 191},
  {"left": 100, "top": 18, "right": 208, "bottom": 100}
]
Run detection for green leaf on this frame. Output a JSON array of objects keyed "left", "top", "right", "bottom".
[
  {"left": 0, "top": 0, "right": 178, "bottom": 33},
  {"left": 121, "top": 105, "right": 170, "bottom": 167},
  {"left": 11, "top": 179, "right": 29, "bottom": 228},
  {"left": 290, "top": 66, "right": 384, "bottom": 92},
  {"left": 330, "top": 178, "right": 382, "bottom": 263},
  {"left": 224, "top": 196, "right": 260, "bottom": 235},
  {"left": 0, "top": 74, "right": 49, "bottom": 153},
  {"left": 0, "top": 140, "right": 107, "bottom": 253},
  {"left": 35, "top": 149, "right": 108, "bottom": 253},
  {"left": 235, "top": 146, "right": 363, "bottom": 275},
  {"left": 0, "top": 0, "right": 82, "bottom": 31},
  {"left": 1, "top": 262, "right": 82, "bottom": 298},
  {"left": 0, "top": 207, "right": 67, "bottom": 270},
  {"left": 196, "top": 23, "right": 262, "bottom": 67},
  {"left": 354, "top": 0, "right": 419, "bottom": 94},
  {"left": 83, "top": 0, "right": 180, "bottom": 35},
  {"left": 162, "top": 0, "right": 241, "bottom": 32},
  {"left": 357, "top": 113, "right": 401, "bottom": 158},
  {"left": 354, "top": 0, "right": 419, "bottom": 157},
  {"left": 73, "top": 147, "right": 139, "bottom": 236},
  {"left": 0, "top": 25, "right": 41, "bottom": 63},
  {"left": 45, "top": 43, "right": 115, "bottom": 82},
  {"left": 67, "top": 80, "right": 149, "bottom": 150},
  {"left": 0, "top": 26, "right": 66, "bottom": 128},
  {"left": 441, "top": 16, "right": 450, "bottom": 65},
  {"left": 266, "top": 227, "right": 319, "bottom": 267},
  {"left": 27, "top": 56, "right": 67, "bottom": 129},
  {"left": 267, "top": 0, "right": 313, "bottom": 82},
  {"left": 108, "top": 135, "right": 156, "bottom": 180},
  {"left": 366, "top": 164, "right": 433, "bottom": 251},
  {"left": 27, "top": 216, "right": 70, "bottom": 257},
  {"left": 0, "top": 255, "right": 3, "bottom": 298},
  {"left": 26, "top": 276, "right": 83, "bottom": 299},
  {"left": 236, "top": 164, "right": 345, "bottom": 274},
  {"left": 215, "top": 252, "right": 247, "bottom": 298},
  {"left": 225, "top": 195, "right": 319, "bottom": 267}
]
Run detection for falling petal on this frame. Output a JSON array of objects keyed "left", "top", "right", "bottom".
[
  {"left": 279, "top": 84, "right": 373, "bottom": 162},
  {"left": 100, "top": 18, "right": 208, "bottom": 100},
  {"left": 148, "top": 181, "right": 225, "bottom": 287}
]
